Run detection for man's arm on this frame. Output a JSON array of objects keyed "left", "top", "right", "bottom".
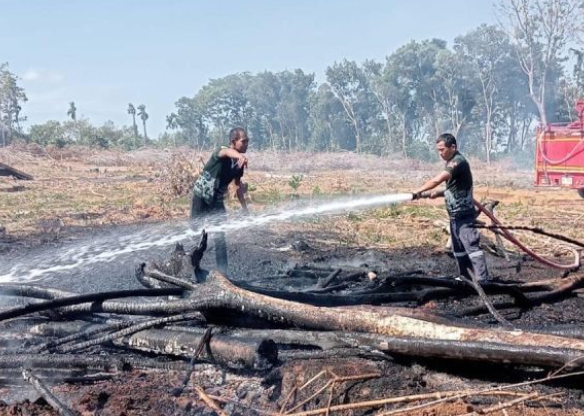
[
  {"left": 413, "top": 171, "right": 451, "bottom": 196},
  {"left": 234, "top": 177, "right": 248, "bottom": 212},
  {"left": 218, "top": 148, "right": 248, "bottom": 168},
  {"left": 429, "top": 189, "right": 446, "bottom": 199}
]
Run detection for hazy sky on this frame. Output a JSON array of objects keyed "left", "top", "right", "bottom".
[{"left": 0, "top": 0, "right": 498, "bottom": 137}]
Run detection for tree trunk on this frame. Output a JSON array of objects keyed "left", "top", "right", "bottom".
[
  {"left": 118, "top": 329, "right": 277, "bottom": 370},
  {"left": 401, "top": 115, "right": 408, "bottom": 158},
  {"left": 132, "top": 115, "right": 138, "bottom": 146},
  {"left": 188, "top": 272, "right": 584, "bottom": 355}
]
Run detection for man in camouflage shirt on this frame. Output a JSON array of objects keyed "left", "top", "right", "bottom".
[
  {"left": 413, "top": 133, "right": 489, "bottom": 282},
  {"left": 191, "top": 127, "right": 249, "bottom": 273}
]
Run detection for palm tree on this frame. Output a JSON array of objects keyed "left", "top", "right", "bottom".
[
  {"left": 166, "top": 113, "right": 179, "bottom": 147},
  {"left": 137, "top": 104, "right": 149, "bottom": 142},
  {"left": 127, "top": 103, "right": 138, "bottom": 147},
  {"left": 67, "top": 101, "right": 77, "bottom": 121}
]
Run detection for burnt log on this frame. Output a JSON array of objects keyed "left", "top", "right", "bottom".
[
  {"left": 0, "top": 162, "right": 33, "bottom": 180},
  {"left": 0, "top": 288, "right": 185, "bottom": 322},
  {"left": 22, "top": 369, "right": 77, "bottom": 416},
  {"left": 116, "top": 328, "right": 277, "bottom": 370},
  {"left": 0, "top": 354, "right": 190, "bottom": 372},
  {"left": 459, "top": 273, "right": 584, "bottom": 317},
  {"left": 231, "top": 280, "right": 530, "bottom": 307},
  {"left": 0, "top": 284, "right": 72, "bottom": 300},
  {"left": 223, "top": 328, "right": 584, "bottom": 369},
  {"left": 21, "top": 271, "right": 584, "bottom": 357},
  {"left": 0, "top": 371, "right": 112, "bottom": 386},
  {"left": 315, "top": 268, "right": 342, "bottom": 289},
  {"left": 181, "top": 272, "right": 584, "bottom": 363},
  {"left": 54, "top": 313, "right": 204, "bottom": 353},
  {"left": 140, "top": 263, "right": 198, "bottom": 290}
]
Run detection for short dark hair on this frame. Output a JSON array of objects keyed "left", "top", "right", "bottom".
[
  {"left": 436, "top": 133, "right": 457, "bottom": 148},
  {"left": 229, "top": 127, "right": 247, "bottom": 143}
]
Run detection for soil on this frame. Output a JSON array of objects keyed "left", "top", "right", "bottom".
[{"left": 1, "top": 224, "right": 584, "bottom": 415}]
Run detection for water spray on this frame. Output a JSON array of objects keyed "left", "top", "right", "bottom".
[{"left": 0, "top": 193, "right": 414, "bottom": 283}]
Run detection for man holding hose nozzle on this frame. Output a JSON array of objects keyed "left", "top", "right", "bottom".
[{"left": 412, "top": 133, "right": 490, "bottom": 282}]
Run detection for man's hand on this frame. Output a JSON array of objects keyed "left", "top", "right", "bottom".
[
  {"left": 235, "top": 154, "right": 248, "bottom": 169},
  {"left": 429, "top": 190, "right": 445, "bottom": 199},
  {"left": 412, "top": 192, "right": 421, "bottom": 201}
]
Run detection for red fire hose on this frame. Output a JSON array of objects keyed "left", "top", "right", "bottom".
[
  {"left": 473, "top": 199, "right": 581, "bottom": 272},
  {"left": 415, "top": 192, "right": 581, "bottom": 271}
]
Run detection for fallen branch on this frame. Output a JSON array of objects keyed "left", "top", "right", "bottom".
[
  {"left": 172, "top": 327, "right": 213, "bottom": 396},
  {"left": 315, "top": 269, "right": 342, "bottom": 289},
  {"left": 0, "top": 288, "right": 185, "bottom": 322},
  {"left": 459, "top": 273, "right": 584, "bottom": 317},
  {"left": 461, "top": 392, "right": 540, "bottom": 415},
  {"left": 22, "top": 369, "right": 77, "bottom": 416},
  {"left": 190, "top": 272, "right": 584, "bottom": 355},
  {"left": 140, "top": 263, "right": 198, "bottom": 290},
  {"left": 283, "top": 390, "right": 534, "bottom": 416},
  {"left": 0, "top": 354, "right": 190, "bottom": 372},
  {"left": 475, "top": 224, "right": 584, "bottom": 250},
  {"left": 196, "top": 385, "right": 229, "bottom": 416},
  {"left": 117, "top": 328, "right": 277, "bottom": 370},
  {"left": 463, "top": 273, "right": 513, "bottom": 327},
  {"left": 55, "top": 312, "right": 204, "bottom": 353},
  {"left": 0, "top": 162, "right": 33, "bottom": 180}
]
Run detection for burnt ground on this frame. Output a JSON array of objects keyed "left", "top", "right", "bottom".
[{"left": 1, "top": 222, "right": 584, "bottom": 415}]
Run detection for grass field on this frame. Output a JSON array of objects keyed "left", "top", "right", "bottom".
[{"left": 0, "top": 144, "right": 581, "bottom": 258}]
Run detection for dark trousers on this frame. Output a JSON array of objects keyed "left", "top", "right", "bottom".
[
  {"left": 190, "top": 195, "right": 228, "bottom": 273},
  {"left": 450, "top": 215, "right": 489, "bottom": 281}
]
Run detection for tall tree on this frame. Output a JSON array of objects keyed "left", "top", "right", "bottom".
[
  {"left": 197, "top": 74, "right": 254, "bottom": 144},
  {"left": 363, "top": 60, "right": 397, "bottom": 152},
  {"left": 309, "top": 84, "right": 355, "bottom": 151},
  {"left": 165, "top": 113, "right": 178, "bottom": 147},
  {"left": 434, "top": 49, "right": 476, "bottom": 139},
  {"left": 498, "top": 0, "right": 583, "bottom": 125},
  {"left": 276, "top": 70, "right": 315, "bottom": 150},
  {"left": 246, "top": 71, "right": 281, "bottom": 149},
  {"left": 127, "top": 103, "right": 139, "bottom": 146},
  {"left": 454, "top": 25, "right": 515, "bottom": 162},
  {"left": 137, "top": 104, "right": 149, "bottom": 141},
  {"left": 325, "top": 60, "right": 372, "bottom": 152},
  {"left": 169, "top": 97, "right": 209, "bottom": 148},
  {"left": 383, "top": 40, "right": 447, "bottom": 157},
  {"left": 0, "top": 63, "right": 27, "bottom": 146}
]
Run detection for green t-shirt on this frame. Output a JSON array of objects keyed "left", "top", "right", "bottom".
[
  {"left": 193, "top": 147, "right": 245, "bottom": 203},
  {"left": 444, "top": 151, "right": 475, "bottom": 218}
]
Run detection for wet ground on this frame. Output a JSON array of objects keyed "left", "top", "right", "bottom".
[{"left": 1, "top": 221, "right": 584, "bottom": 415}]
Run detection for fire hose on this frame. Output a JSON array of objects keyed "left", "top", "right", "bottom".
[
  {"left": 415, "top": 193, "right": 581, "bottom": 272},
  {"left": 537, "top": 130, "right": 584, "bottom": 165}
]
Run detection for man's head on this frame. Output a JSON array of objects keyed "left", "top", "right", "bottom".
[
  {"left": 229, "top": 127, "right": 249, "bottom": 154},
  {"left": 435, "top": 133, "right": 457, "bottom": 161}
]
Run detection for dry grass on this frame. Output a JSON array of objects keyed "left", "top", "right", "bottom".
[{"left": 0, "top": 145, "right": 580, "bottom": 255}]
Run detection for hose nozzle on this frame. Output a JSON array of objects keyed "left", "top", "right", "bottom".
[{"left": 412, "top": 192, "right": 432, "bottom": 200}]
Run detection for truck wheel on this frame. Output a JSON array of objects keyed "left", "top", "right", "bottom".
[{"left": 578, "top": 188, "right": 584, "bottom": 199}]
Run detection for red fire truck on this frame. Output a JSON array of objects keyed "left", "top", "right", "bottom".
[{"left": 534, "top": 100, "right": 584, "bottom": 198}]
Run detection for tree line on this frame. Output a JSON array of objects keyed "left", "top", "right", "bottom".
[{"left": 1, "top": 0, "right": 583, "bottom": 162}]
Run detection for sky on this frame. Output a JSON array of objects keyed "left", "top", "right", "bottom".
[{"left": 0, "top": 0, "right": 498, "bottom": 137}]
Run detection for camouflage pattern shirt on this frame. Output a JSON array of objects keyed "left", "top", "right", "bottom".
[
  {"left": 193, "top": 147, "right": 244, "bottom": 204},
  {"left": 444, "top": 151, "right": 475, "bottom": 218}
]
